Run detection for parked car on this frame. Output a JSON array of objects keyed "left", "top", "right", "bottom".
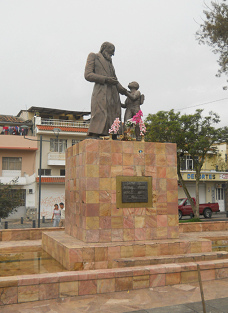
[{"left": 178, "top": 197, "right": 219, "bottom": 220}]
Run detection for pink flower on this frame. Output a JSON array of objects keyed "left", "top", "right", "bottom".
[
  {"left": 132, "top": 110, "right": 143, "bottom": 124},
  {"left": 109, "top": 118, "right": 121, "bottom": 134}
]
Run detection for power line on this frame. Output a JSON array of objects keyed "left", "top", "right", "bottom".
[{"left": 176, "top": 98, "right": 228, "bottom": 111}]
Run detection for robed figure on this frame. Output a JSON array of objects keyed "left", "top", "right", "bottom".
[{"left": 84, "top": 42, "right": 127, "bottom": 137}]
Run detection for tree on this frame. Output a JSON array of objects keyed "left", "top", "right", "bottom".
[
  {"left": 0, "top": 179, "right": 24, "bottom": 219},
  {"left": 196, "top": 1, "right": 228, "bottom": 88},
  {"left": 145, "top": 109, "right": 227, "bottom": 218}
]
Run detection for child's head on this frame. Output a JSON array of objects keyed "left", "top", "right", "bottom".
[{"left": 128, "top": 81, "right": 139, "bottom": 90}]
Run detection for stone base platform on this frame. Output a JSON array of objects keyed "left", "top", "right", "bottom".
[{"left": 42, "top": 231, "right": 212, "bottom": 271}]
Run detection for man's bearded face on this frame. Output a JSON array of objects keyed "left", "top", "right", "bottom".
[{"left": 102, "top": 45, "right": 115, "bottom": 61}]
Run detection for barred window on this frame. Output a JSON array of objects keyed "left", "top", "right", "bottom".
[
  {"left": 2, "top": 157, "right": 22, "bottom": 170},
  {"left": 38, "top": 169, "right": 51, "bottom": 176},
  {"left": 50, "top": 139, "right": 67, "bottom": 152}
]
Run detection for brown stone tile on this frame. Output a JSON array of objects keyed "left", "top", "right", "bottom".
[
  {"left": 145, "top": 154, "right": 156, "bottom": 166},
  {"left": 39, "top": 283, "right": 59, "bottom": 300},
  {"left": 85, "top": 229, "right": 99, "bottom": 242},
  {"left": 85, "top": 165, "right": 99, "bottom": 177},
  {"left": 111, "top": 153, "right": 123, "bottom": 166},
  {"left": 112, "top": 229, "right": 123, "bottom": 241},
  {"left": 157, "top": 154, "right": 167, "bottom": 166},
  {"left": 123, "top": 208, "right": 135, "bottom": 216},
  {"left": 86, "top": 178, "right": 100, "bottom": 190},
  {"left": 99, "top": 216, "right": 111, "bottom": 229},
  {"left": 99, "top": 190, "right": 111, "bottom": 203},
  {"left": 150, "top": 274, "right": 165, "bottom": 287},
  {"left": 86, "top": 152, "right": 99, "bottom": 164},
  {"left": 135, "top": 216, "right": 145, "bottom": 228},
  {"left": 135, "top": 208, "right": 146, "bottom": 215},
  {"left": 99, "top": 203, "right": 111, "bottom": 216},
  {"left": 166, "top": 272, "right": 181, "bottom": 285},
  {"left": 133, "top": 245, "right": 146, "bottom": 257},
  {"left": 60, "top": 281, "right": 78, "bottom": 297},
  {"left": 157, "top": 167, "right": 166, "bottom": 178},
  {"left": 201, "top": 269, "right": 216, "bottom": 281},
  {"left": 99, "top": 178, "right": 111, "bottom": 190},
  {"left": 135, "top": 228, "right": 146, "bottom": 241},
  {"left": 83, "top": 247, "right": 95, "bottom": 262},
  {"left": 155, "top": 143, "right": 166, "bottom": 155},
  {"left": 100, "top": 152, "right": 111, "bottom": 165},
  {"left": 181, "top": 271, "right": 198, "bottom": 284},
  {"left": 115, "top": 277, "right": 133, "bottom": 291},
  {"left": 95, "top": 247, "right": 108, "bottom": 262},
  {"left": 18, "top": 285, "right": 39, "bottom": 303},
  {"left": 99, "top": 229, "right": 112, "bottom": 242},
  {"left": 121, "top": 245, "right": 134, "bottom": 258},
  {"left": 85, "top": 203, "right": 99, "bottom": 217},
  {"left": 99, "top": 165, "right": 111, "bottom": 178},
  {"left": 97, "top": 278, "right": 115, "bottom": 293},
  {"left": 79, "top": 280, "right": 97, "bottom": 295},
  {"left": 133, "top": 275, "right": 149, "bottom": 289},
  {"left": 157, "top": 215, "right": 168, "bottom": 227},
  {"left": 0, "top": 287, "right": 18, "bottom": 305},
  {"left": 123, "top": 142, "right": 134, "bottom": 154},
  {"left": 111, "top": 140, "right": 123, "bottom": 153},
  {"left": 123, "top": 216, "right": 134, "bottom": 228},
  {"left": 86, "top": 217, "right": 99, "bottom": 229},
  {"left": 108, "top": 246, "right": 121, "bottom": 260},
  {"left": 111, "top": 217, "right": 123, "bottom": 229},
  {"left": 123, "top": 229, "right": 135, "bottom": 241},
  {"left": 86, "top": 191, "right": 99, "bottom": 204}
]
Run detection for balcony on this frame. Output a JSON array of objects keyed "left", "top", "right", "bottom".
[
  {"left": 38, "top": 117, "right": 90, "bottom": 128},
  {"left": 48, "top": 152, "right": 65, "bottom": 166}
]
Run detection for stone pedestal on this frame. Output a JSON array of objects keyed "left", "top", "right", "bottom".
[{"left": 64, "top": 139, "right": 179, "bottom": 243}]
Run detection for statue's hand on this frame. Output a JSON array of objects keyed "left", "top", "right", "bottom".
[
  {"left": 105, "top": 77, "right": 118, "bottom": 85},
  {"left": 117, "top": 85, "right": 128, "bottom": 95}
]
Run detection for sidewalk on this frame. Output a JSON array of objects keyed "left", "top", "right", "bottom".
[
  {"left": 1, "top": 278, "right": 228, "bottom": 312},
  {"left": 0, "top": 219, "right": 53, "bottom": 229}
]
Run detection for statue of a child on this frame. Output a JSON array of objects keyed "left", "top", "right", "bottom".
[{"left": 122, "top": 81, "right": 144, "bottom": 140}]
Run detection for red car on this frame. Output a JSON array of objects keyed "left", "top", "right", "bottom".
[{"left": 178, "top": 197, "right": 219, "bottom": 220}]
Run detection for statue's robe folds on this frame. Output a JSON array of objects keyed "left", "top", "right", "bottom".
[{"left": 84, "top": 52, "right": 122, "bottom": 136}]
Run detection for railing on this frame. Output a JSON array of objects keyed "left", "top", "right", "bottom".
[
  {"left": 40, "top": 118, "right": 90, "bottom": 128},
  {"left": 48, "top": 152, "right": 65, "bottom": 160}
]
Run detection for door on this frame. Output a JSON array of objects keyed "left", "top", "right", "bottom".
[{"left": 216, "top": 187, "right": 225, "bottom": 212}]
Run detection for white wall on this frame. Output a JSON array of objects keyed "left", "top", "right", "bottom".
[{"left": 40, "top": 184, "right": 65, "bottom": 218}]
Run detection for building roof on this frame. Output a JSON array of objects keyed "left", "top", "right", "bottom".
[
  {"left": 36, "top": 125, "right": 88, "bottom": 133},
  {"left": 0, "top": 115, "right": 32, "bottom": 126},
  {"left": 17, "top": 106, "right": 91, "bottom": 117}
]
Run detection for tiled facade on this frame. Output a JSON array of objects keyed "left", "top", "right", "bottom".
[{"left": 65, "top": 139, "right": 179, "bottom": 243}]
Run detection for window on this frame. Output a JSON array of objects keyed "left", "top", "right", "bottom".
[
  {"left": 60, "top": 169, "right": 65, "bottom": 176},
  {"left": 72, "top": 139, "right": 81, "bottom": 146},
  {"left": 50, "top": 139, "right": 67, "bottom": 152},
  {"left": 2, "top": 157, "right": 22, "bottom": 170},
  {"left": 38, "top": 169, "right": 51, "bottom": 176},
  {"left": 216, "top": 188, "right": 224, "bottom": 200},
  {"left": 180, "top": 156, "right": 196, "bottom": 171}
]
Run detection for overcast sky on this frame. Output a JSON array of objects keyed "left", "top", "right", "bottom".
[{"left": 0, "top": 0, "right": 227, "bottom": 127}]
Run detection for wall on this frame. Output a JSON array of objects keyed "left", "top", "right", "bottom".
[{"left": 40, "top": 184, "right": 65, "bottom": 218}]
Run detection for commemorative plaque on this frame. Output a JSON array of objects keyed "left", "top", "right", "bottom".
[
  {"left": 116, "top": 176, "right": 152, "bottom": 208},
  {"left": 122, "top": 181, "right": 148, "bottom": 203}
]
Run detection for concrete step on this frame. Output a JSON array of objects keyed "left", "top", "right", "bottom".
[{"left": 113, "top": 251, "right": 228, "bottom": 268}]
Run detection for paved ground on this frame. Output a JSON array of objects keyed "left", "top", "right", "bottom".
[{"left": 2, "top": 278, "right": 228, "bottom": 312}]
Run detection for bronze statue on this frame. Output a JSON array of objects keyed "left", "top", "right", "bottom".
[
  {"left": 122, "top": 81, "right": 144, "bottom": 140},
  {"left": 85, "top": 42, "right": 127, "bottom": 137}
]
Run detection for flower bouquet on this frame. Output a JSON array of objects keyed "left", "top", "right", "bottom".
[
  {"left": 124, "top": 110, "right": 146, "bottom": 141},
  {"left": 109, "top": 118, "right": 121, "bottom": 139}
]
